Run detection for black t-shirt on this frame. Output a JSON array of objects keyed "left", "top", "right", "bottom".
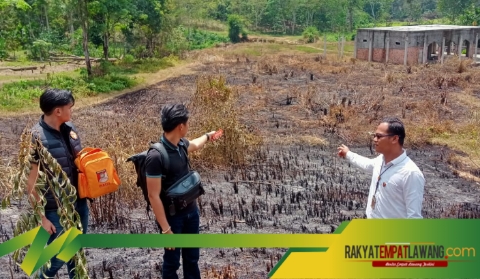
[{"left": 145, "top": 136, "right": 196, "bottom": 213}]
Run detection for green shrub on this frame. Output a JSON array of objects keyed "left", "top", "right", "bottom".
[
  {"left": 241, "top": 30, "right": 248, "bottom": 42},
  {"left": 123, "top": 54, "right": 135, "bottom": 64},
  {"left": 28, "top": 40, "right": 52, "bottom": 60},
  {"left": 87, "top": 75, "right": 137, "bottom": 93},
  {"left": 0, "top": 74, "right": 137, "bottom": 111},
  {"left": 302, "top": 26, "right": 320, "bottom": 43},
  {"left": 165, "top": 27, "right": 190, "bottom": 56},
  {"left": 0, "top": 38, "right": 8, "bottom": 59},
  {"left": 228, "top": 15, "right": 245, "bottom": 43},
  {"left": 186, "top": 28, "right": 229, "bottom": 50}
]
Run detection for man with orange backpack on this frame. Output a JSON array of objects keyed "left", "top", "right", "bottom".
[
  {"left": 144, "top": 103, "right": 222, "bottom": 279},
  {"left": 26, "top": 89, "right": 89, "bottom": 279}
]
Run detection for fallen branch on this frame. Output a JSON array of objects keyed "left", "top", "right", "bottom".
[{"left": 9, "top": 66, "right": 38, "bottom": 72}]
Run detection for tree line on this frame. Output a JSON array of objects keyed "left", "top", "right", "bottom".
[
  {"left": 221, "top": 0, "right": 480, "bottom": 34},
  {"left": 1, "top": 0, "right": 480, "bottom": 76}
]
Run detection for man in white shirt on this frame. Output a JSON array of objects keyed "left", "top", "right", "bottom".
[{"left": 337, "top": 117, "right": 425, "bottom": 219}]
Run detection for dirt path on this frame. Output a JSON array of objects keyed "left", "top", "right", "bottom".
[
  {"left": 72, "top": 60, "right": 201, "bottom": 110},
  {"left": 0, "top": 60, "right": 201, "bottom": 117},
  {"left": 0, "top": 62, "right": 84, "bottom": 85}
]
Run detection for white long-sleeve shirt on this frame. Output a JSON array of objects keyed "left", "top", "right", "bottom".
[{"left": 346, "top": 150, "right": 425, "bottom": 219}]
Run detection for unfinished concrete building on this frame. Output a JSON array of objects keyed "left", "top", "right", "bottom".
[{"left": 354, "top": 25, "right": 480, "bottom": 65}]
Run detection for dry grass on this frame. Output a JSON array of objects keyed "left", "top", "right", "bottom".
[
  {"left": 207, "top": 45, "right": 480, "bottom": 179},
  {"left": 188, "top": 75, "right": 263, "bottom": 169},
  {"left": 85, "top": 48, "right": 480, "bottom": 185},
  {"left": 457, "top": 59, "right": 469, "bottom": 73},
  {"left": 0, "top": 160, "right": 15, "bottom": 202},
  {"left": 204, "top": 264, "right": 237, "bottom": 279}
]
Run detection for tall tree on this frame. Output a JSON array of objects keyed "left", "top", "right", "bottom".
[
  {"left": 285, "top": 0, "right": 300, "bottom": 34},
  {"left": 404, "top": 0, "right": 422, "bottom": 22},
  {"left": 300, "top": 0, "right": 321, "bottom": 28},
  {"left": 77, "top": 0, "right": 92, "bottom": 77},
  {"left": 0, "top": 0, "right": 29, "bottom": 58},
  {"left": 130, "top": 0, "right": 173, "bottom": 57},
  {"left": 458, "top": 3, "right": 480, "bottom": 25},
  {"left": 364, "top": 0, "right": 393, "bottom": 26},
  {"left": 346, "top": 0, "right": 363, "bottom": 31},
  {"left": 438, "top": 0, "right": 474, "bottom": 22},
  {"left": 246, "top": 0, "right": 268, "bottom": 31},
  {"left": 90, "top": 0, "right": 132, "bottom": 60}
]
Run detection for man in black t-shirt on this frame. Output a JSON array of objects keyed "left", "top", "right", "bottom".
[{"left": 145, "top": 104, "right": 222, "bottom": 279}]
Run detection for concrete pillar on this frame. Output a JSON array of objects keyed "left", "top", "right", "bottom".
[
  {"left": 353, "top": 34, "right": 357, "bottom": 59},
  {"left": 469, "top": 38, "right": 473, "bottom": 58},
  {"left": 386, "top": 33, "right": 390, "bottom": 63},
  {"left": 340, "top": 36, "right": 345, "bottom": 59},
  {"left": 441, "top": 37, "right": 446, "bottom": 64},
  {"left": 458, "top": 35, "right": 463, "bottom": 60},
  {"left": 404, "top": 35, "right": 408, "bottom": 66},
  {"left": 475, "top": 33, "right": 479, "bottom": 62},
  {"left": 323, "top": 34, "right": 327, "bottom": 58},
  {"left": 337, "top": 36, "right": 341, "bottom": 59},
  {"left": 423, "top": 34, "right": 428, "bottom": 63},
  {"left": 368, "top": 32, "right": 373, "bottom": 62}
]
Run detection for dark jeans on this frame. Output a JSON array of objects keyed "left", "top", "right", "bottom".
[
  {"left": 38, "top": 198, "right": 89, "bottom": 279},
  {"left": 162, "top": 206, "right": 201, "bottom": 279}
]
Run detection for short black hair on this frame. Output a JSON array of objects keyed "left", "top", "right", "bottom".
[
  {"left": 161, "top": 104, "right": 189, "bottom": 132},
  {"left": 39, "top": 89, "right": 75, "bottom": 115},
  {"left": 381, "top": 117, "right": 405, "bottom": 146}
]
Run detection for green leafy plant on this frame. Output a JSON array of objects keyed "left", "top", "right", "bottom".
[
  {"left": 0, "top": 73, "right": 137, "bottom": 111},
  {"left": 186, "top": 28, "right": 229, "bottom": 50},
  {"left": 0, "top": 37, "right": 8, "bottom": 59},
  {"left": 302, "top": 26, "right": 320, "bottom": 43},
  {"left": 2, "top": 130, "right": 89, "bottom": 278},
  {"left": 228, "top": 15, "right": 246, "bottom": 43},
  {"left": 28, "top": 40, "right": 52, "bottom": 61}
]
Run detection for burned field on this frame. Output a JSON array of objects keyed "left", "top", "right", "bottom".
[{"left": 1, "top": 45, "right": 480, "bottom": 278}]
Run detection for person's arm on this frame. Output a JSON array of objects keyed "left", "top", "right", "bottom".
[
  {"left": 146, "top": 177, "right": 172, "bottom": 234},
  {"left": 338, "top": 144, "right": 376, "bottom": 172},
  {"left": 188, "top": 130, "right": 222, "bottom": 153},
  {"left": 403, "top": 171, "right": 425, "bottom": 219},
  {"left": 145, "top": 150, "right": 174, "bottom": 245}
]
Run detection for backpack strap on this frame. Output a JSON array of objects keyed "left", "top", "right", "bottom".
[
  {"left": 149, "top": 142, "right": 170, "bottom": 175},
  {"left": 178, "top": 138, "right": 191, "bottom": 170},
  {"left": 149, "top": 138, "right": 190, "bottom": 177}
]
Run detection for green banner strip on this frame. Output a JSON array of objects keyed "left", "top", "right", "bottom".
[
  {"left": 78, "top": 234, "right": 336, "bottom": 248},
  {"left": 0, "top": 227, "right": 336, "bottom": 276},
  {"left": 6, "top": 219, "right": 480, "bottom": 278}
]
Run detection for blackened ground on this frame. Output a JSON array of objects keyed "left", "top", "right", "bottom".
[{"left": 1, "top": 53, "right": 480, "bottom": 279}]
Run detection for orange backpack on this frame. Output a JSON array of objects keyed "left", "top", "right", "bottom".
[{"left": 74, "top": 147, "right": 121, "bottom": 199}]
